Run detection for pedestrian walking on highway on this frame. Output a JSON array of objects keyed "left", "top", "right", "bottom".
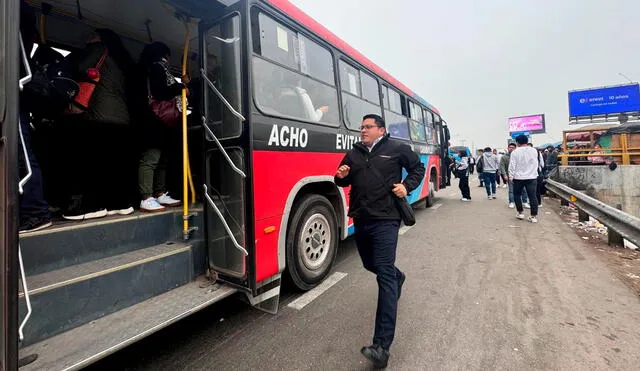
[
  {"left": 509, "top": 135, "right": 543, "bottom": 223},
  {"left": 475, "top": 150, "right": 485, "bottom": 187},
  {"left": 335, "top": 114, "right": 425, "bottom": 369},
  {"left": 500, "top": 143, "right": 529, "bottom": 208},
  {"left": 481, "top": 147, "right": 499, "bottom": 199},
  {"left": 454, "top": 150, "right": 471, "bottom": 201}
]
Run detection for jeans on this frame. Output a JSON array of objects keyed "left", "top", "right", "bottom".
[
  {"left": 354, "top": 219, "right": 402, "bottom": 350},
  {"left": 482, "top": 172, "right": 497, "bottom": 196},
  {"left": 138, "top": 148, "right": 167, "bottom": 199},
  {"left": 513, "top": 179, "right": 539, "bottom": 216},
  {"left": 508, "top": 182, "right": 528, "bottom": 204},
  {"left": 18, "top": 112, "right": 50, "bottom": 221},
  {"left": 458, "top": 175, "right": 470, "bottom": 199}
]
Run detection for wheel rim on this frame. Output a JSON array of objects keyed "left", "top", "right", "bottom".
[{"left": 299, "top": 213, "right": 331, "bottom": 270}]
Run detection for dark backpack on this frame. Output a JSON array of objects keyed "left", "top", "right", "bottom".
[{"left": 476, "top": 156, "right": 484, "bottom": 173}]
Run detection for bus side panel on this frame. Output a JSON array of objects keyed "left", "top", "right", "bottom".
[{"left": 252, "top": 150, "right": 345, "bottom": 282}]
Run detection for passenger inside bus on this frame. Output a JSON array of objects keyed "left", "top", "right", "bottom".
[
  {"left": 57, "top": 28, "right": 138, "bottom": 221},
  {"left": 18, "top": 1, "right": 53, "bottom": 233},
  {"left": 137, "top": 41, "right": 186, "bottom": 213},
  {"left": 17, "top": 0, "right": 202, "bottom": 231}
]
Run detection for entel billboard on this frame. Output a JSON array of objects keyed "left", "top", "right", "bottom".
[{"left": 568, "top": 83, "right": 640, "bottom": 117}]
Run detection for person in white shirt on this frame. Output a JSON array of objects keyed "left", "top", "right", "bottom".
[{"left": 508, "top": 135, "right": 543, "bottom": 223}]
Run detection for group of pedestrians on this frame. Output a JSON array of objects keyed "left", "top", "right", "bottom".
[{"left": 454, "top": 135, "right": 545, "bottom": 223}]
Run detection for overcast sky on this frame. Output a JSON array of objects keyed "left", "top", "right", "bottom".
[{"left": 289, "top": 0, "right": 640, "bottom": 150}]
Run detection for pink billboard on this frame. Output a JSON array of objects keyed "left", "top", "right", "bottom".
[{"left": 508, "top": 114, "right": 546, "bottom": 134}]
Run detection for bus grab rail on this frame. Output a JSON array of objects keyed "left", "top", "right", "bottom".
[
  {"left": 18, "top": 33, "right": 33, "bottom": 90},
  {"left": 202, "top": 122, "right": 246, "bottom": 178},
  {"left": 203, "top": 185, "right": 248, "bottom": 256},
  {"left": 201, "top": 68, "right": 246, "bottom": 122},
  {"left": 546, "top": 179, "right": 640, "bottom": 247}
]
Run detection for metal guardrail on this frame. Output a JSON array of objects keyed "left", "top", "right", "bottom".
[{"left": 546, "top": 179, "right": 640, "bottom": 247}]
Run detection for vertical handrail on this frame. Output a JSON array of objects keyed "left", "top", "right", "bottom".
[
  {"left": 181, "top": 21, "right": 191, "bottom": 237},
  {"left": 18, "top": 246, "right": 31, "bottom": 342},
  {"left": 16, "top": 115, "right": 33, "bottom": 341}
]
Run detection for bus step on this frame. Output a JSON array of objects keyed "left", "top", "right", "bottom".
[
  {"left": 18, "top": 241, "right": 196, "bottom": 346},
  {"left": 18, "top": 279, "right": 238, "bottom": 371},
  {"left": 19, "top": 206, "right": 204, "bottom": 277}
]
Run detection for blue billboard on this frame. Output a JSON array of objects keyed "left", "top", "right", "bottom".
[{"left": 568, "top": 84, "right": 640, "bottom": 117}]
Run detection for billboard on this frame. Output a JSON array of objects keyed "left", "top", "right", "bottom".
[
  {"left": 568, "top": 83, "right": 640, "bottom": 117},
  {"left": 508, "top": 114, "right": 545, "bottom": 134}
]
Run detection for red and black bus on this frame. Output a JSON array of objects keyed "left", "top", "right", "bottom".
[{"left": 0, "top": 0, "right": 450, "bottom": 368}]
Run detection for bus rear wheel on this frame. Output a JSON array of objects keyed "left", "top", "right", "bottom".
[{"left": 286, "top": 194, "right": 338, "bottom": 291}]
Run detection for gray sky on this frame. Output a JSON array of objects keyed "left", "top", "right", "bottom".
[{"left": 290, "top": 0, "right": 640, "bottom": 150}]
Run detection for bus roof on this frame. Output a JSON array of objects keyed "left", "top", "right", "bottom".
[{"left": 266, "top": 0, "right": 440, "bottom": 115}]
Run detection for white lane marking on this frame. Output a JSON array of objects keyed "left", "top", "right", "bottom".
[
  {"left": 287, "top": 272, "right": 347, "bottom": 310},
  {"left": 430, "top": 202, "right": 443, "bottom": 210},
  {"left": 399, "top": 225, "right": 414, "bottom": 235}
]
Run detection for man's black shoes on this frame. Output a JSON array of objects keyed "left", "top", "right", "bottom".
[
  {"left": 361, "top": 345, "right": 390, "bottom": 369},
  {"left": 398, "top": 272, "right": 406, "bottom": 300}
]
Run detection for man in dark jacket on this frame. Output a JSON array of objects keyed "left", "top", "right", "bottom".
[{"left": 335, "top": 114, "right": 425, "bottom": 369}]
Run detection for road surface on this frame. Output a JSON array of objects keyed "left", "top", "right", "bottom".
[{"left": 89, "top": 184, "right": 640, "bottom": 370}]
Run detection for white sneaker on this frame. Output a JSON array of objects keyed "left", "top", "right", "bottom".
[
  {"left": 491, "top": 194, "right": 497, "bottom": 199},
  {"left": 516, "top": 213, "right": 525, "bottom": 220},
  {"left": 107, "top": 207, "right": 135, "bottom": 216},
  {"left": 461, "top": 198, "right": 471, "bottom": 202},
  {"left": 508, "top": 202, "right": 515, "bottom": 208},
  {"left": 487, "top": 196, "right": 492, "bottom": 200},
  {"left": 523, "top": 203, "right": 531, "bottom": 209},
  {"left": 528, "top": 216, "right": 538, "bottom": 223},
  {"left": 140, "top": 198, "right": 165, "bottom": 213},
  {"left": 502, "top": 184, "right": 507, "bottom": 188},
  {"left": 157, "top": 192, "right": 181, "bottom": 207}
]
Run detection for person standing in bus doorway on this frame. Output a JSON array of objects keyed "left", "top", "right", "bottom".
[
  {"left": 137, "top": 42, "right": 186, "bottom": 212},
  {"left": 18, "top": 1, "right": 52, "bottom": 233},
  {"left": 334, "top": 114, "right": 425, "bottom": 369}
]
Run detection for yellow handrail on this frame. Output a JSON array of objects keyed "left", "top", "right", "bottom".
[{"left": 182, "top": 21, "right": 190, "bottom": 235}]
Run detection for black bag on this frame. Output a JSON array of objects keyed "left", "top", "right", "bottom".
[
  {"left": 368, "top": 160, "right": 416, "bottom": 226},
  {"left": 476, "top": 156, "right": 484, "bottom": 173},
  {"left": 22, "top": 45, "right": 79, "bottom": 119}
]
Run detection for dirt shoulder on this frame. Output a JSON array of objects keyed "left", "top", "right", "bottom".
[{"left": 549, "top": 196, "right": 640, "bottom": 296}]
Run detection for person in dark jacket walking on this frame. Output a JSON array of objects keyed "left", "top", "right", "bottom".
[
  {"left": 334, "top": 114, "right": 425, "bottom": 369},
  {"left": 137, "top": 42, "right": 187, "bottom": 212}
]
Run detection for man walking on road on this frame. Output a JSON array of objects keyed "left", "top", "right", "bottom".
[
  {"left": 335, "top": 114, "right": 425, "bottom": 369},
  {"left": 481, "top": 147, "right": 500, "bottom": 199},
  {"left": 500, "top": 143, "right": 530, "bottom": 209},
  {"left": 509, "top": 135, "right": 543, "bottom": 223}
]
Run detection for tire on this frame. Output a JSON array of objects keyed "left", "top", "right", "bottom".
[
  {"left": 286, "top": 194, "right": 339, "bottom": 291},
  {"left": 425, "top": 175, "right": 436, "bottom": 208}
]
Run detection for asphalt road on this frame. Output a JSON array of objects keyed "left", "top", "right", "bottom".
[{"left": 89, "top": 184, "right": 640, "bottom": 370}]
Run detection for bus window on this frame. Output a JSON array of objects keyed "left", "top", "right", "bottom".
[
  {"left": 424, "top": 109, "right": 434, "bottom": 143},
  {"left": 360, "top": 72, "right": 380, "bottom": 104},
  {"left": 408, "top": 102, "right": 425, "bottom": 142},
  {"left": 205, "top": 15, "right": 243, "bottom": 139},
  {"left": 384, "top": 87, "right": 409, "bottom": 140},
  {"left": 251, "top": 10, "right": 339, "bottom": 125},
  {"left": 339, "top": 60, "right": 382, "bottom": 131}
]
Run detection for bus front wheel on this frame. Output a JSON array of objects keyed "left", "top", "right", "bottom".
[{"left": 286, "top": 194, "right": 339, "bottom": 291}]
